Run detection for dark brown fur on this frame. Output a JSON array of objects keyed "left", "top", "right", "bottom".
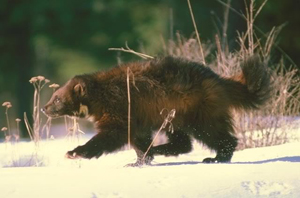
[{"left": 42, "top": 56, "right": 271, "bottom": 165}]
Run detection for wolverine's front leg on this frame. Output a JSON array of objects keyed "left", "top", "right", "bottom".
[{"left": 66, "top": 123, "right": 127, "bottom": 159}]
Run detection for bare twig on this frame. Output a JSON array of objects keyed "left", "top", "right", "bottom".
[
  {"left": 254, "top": 0, "right": 269, "bottom": 20},
  {"left": 109, "top": 42, "right": 154, "bottom": 59}
]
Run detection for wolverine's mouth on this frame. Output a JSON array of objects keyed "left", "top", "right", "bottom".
[{"left": 41, "top": 108, "right": 61, "bottom": 118}]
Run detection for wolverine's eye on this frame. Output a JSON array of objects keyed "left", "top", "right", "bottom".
[{"left": 54, "top": 97, "right": 61, "bottom": 104}]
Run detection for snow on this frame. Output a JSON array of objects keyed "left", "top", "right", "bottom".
[{"left": 0, "top": 130, "right": 300, "bottom": 198}]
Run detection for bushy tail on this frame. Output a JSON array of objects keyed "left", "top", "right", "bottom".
[{"left": 225, "top": 55, "right": 272, "bottom": 110}]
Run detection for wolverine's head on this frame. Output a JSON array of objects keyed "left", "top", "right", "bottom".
[{"left": 42, "top": 78, "right": 88, "bottom": 118}]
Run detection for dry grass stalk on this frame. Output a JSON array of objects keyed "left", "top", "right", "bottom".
[
  {"left": 109, "top": 42, "right": 154, "bottom": 60},
  {"left": 127, "top": 67, "right": 131, "bottom": 149},
  {"left": 2, "top": 101, "right": 12, "bottom": 139},
  {"left": 14, "top": 118, "right": 21, "bottom": 142},
  {"left": 186, "top": 0, "right": 206, "bottom": 65},
  {"left": 142, "top": 109, "right": 176, "bottom": 162},
  {"left": 222, "top": 0, "right": 231, "bottom": 53},
  {"left": 125, "top": 67, "right": 140, "bottom": 149},
  {"left": 65, "top": 117, "right": 85, "bottom": 142}
]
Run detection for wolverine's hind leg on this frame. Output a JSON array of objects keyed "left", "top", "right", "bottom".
[
  {"left": 193, "top": 118, "right": 238, "bottom": 163},
  {"left": 202, "top": 137, "right": 237, "bottom": 163},
  {"left": 151, "top": 130, "right": 193, "bottom": 156}
]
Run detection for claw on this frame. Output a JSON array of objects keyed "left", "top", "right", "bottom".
[{"left": 65, "top": 151, "right": 82, "bottom": 159}]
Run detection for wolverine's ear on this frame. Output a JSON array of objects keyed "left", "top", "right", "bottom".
[{"left": 74, "top": 83, "right": 85, "bottom": 97}]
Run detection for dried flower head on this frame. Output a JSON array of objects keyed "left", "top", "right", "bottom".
[
  {"left": 49, "top": 83, "right": 60, "bottom": 89},
  {"left": 29, "top": 77, "right": 38, "bottom": 83},
  {"left": 2, "top": 102, "right": 11, "bottom": 107},
  {"left": 37, "top": 76, "right": 45, "bottom": 81},
  {"left": 16, "top": 118, "right": 21, "bottom": 122},
  {"left": 45, "top": 79, "right": 50, "bottom": 83},
  {"left": 6, "top": 104, "right": 12, "bottom": 108},
  {"left": 1, "top": 127, "right": 7, "bottom": 131}
]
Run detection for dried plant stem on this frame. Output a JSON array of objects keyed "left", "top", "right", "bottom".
[
  {"left": 33, "top": 87, "right": 41, "bottom": 142},
  {"left": 109, "top": 42, "right": 154, "bottom": 60},
  {"left": 187, "top": 0, "right": 206, "bottom": 65},
  {"left": 222, "top": 0, "right": 231, "bottom": 53},
  {"left": 41, "top": 117, "right": 52, "bottom": 140},
  {"left": 215, "top": 34, "right": 224, "bottom": 69},
  {"left": 125, "top": 67, "right": 139, "bottom": 149},
  {"left": 27, "top": 76, "right": 49, "bottom": 145},
  {"left": 127, "top": 67, "right": 131, "bottom": 149},
  {"left": 16, "top": 121, "right": 20, "bottom": 139},
  {"left": 245, "top": 0, "right": 254, "bottom": 55},
  {"left": 64, "top": 115, "right": 69, "bottom": 135},
  {"left": 142, "top": 109, "right": 176, "bottom": 162},
  {"left": 65, "top": 117, "right": 85, "bottom": 142},
  {"left": 5, "top": 108, "right": 11, "bottom": 136},
  {"left": 254, "top": 0, "right": 269, "bottom": 20},
  {"left": 24, "top": 112, "right": 34, "bottom": 141},
  {"left": 15, "top": 119, "right": 21, "bottom": 142}
]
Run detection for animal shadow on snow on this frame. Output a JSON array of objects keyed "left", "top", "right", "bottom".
[
  {"left": 239, "top": 156, "right": 300, "bottom": 164},
  {"left": 152, "top": 156, "right": 300, "bottom": 167}
]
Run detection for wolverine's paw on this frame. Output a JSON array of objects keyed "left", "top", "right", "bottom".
[
  {"left": 202, "top": 157, "right": 231, "bottom": 163},
  {"left": 124, "top": 161, "right": 152, "bottom": 168},
  {"left": 125, "top": 156, "right": 153, "bottom": 167},
  {"left": 65, "top": 146, "right": 103, "bottom": 159},
  {"left": 202, "top": 157, "right": 218, "bottom": 163},
  {"left": 65, "top": 146, "right": 90, "bottom": 159},
  {"left": 124, "top": 162, "right": 144, "bottom": 168}
]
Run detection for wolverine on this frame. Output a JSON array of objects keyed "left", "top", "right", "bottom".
[{"left": 42, "top": 56, "right": 271, "bottom": 166}]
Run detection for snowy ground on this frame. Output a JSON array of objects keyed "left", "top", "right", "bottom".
[{"left": 0, "top": 128, "right": 300, "bottom": 198}]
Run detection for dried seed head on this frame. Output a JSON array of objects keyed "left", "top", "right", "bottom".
[
  {"left": 6, "top": 104, "right": 12, "bottom": 108},
  {"left": 37, "top": 76, "right": 45, "bottom": 81},
  {"left": 16, "top": 118, "right": 21, "bottom": 122},
  {"left": 2, "top": 102, "right": 11, "bottom": 107},
  {"left": 29, "top": 77, "right": 38, "bottom": 83},
  {"left": 1, "top": 127, "right": 7, "bottom": 131},
  {"left": 45, "top": 79, "right": 50, "bottom": 83},
  {"left": 49, "top": 83, "right": 60, "bottom": 89}
]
